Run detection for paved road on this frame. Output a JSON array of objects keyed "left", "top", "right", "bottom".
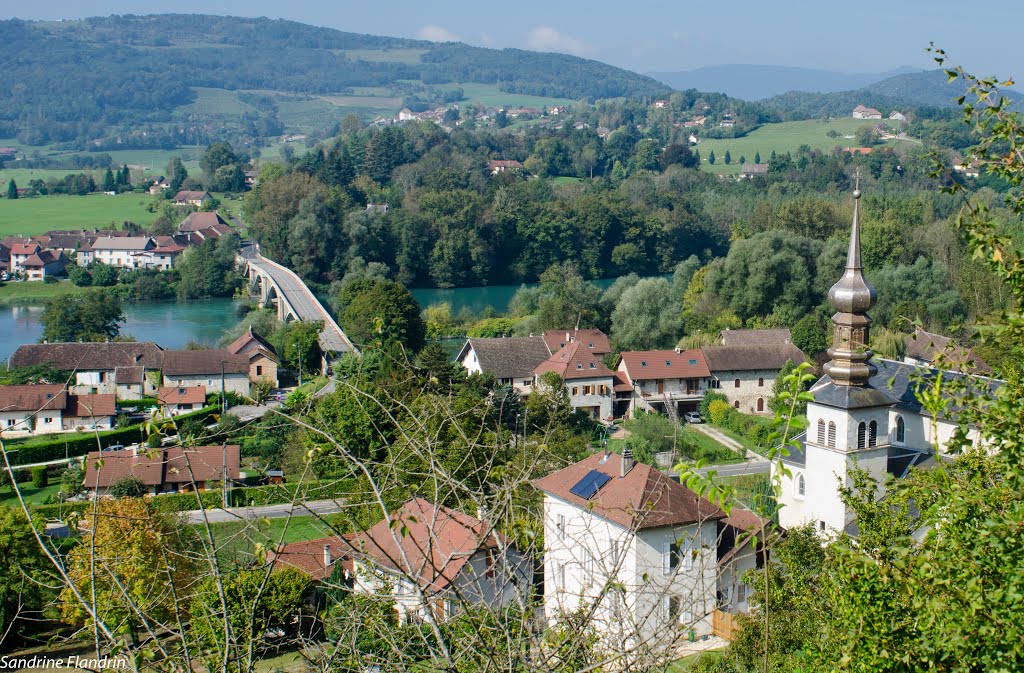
[
  {"left": 690, "top": 423, "right": 766, "bottom": 462},
  {"left": 697, "top": 460, "right": 771, "bottom": 478},
  {"left": 185, "top": 498, "right": 345, "bottom": 524},
  {"left": 243, "top": 246, "right": 356, "bottom": 355}
]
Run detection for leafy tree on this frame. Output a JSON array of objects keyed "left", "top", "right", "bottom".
[
  {"left": 102, "top": 167, "right": 115, "bottom": 192},
  {"left": 738, "top": 155, "right": 746, "bottom": 165},
  {"left": 659, "top": 143, "right": 698, "bottom": 170},
  {"left": 200, "top": 141, "right": 239, "bottom": 180},
  {"left": 108, "top": 476, "right": 147, "bottom": 498},
  {"left": 534, "top": 262, "right": 602, "bottom": 331},
  {"left": 0, "top": 509, "right": 50, "bottom": 641},
  {"left": 281, "top": 320, "right": 324, "bottom": 378},
  {"left": 40, "top": 289, "right": 124, "bottom": 342},
  {"left": 174, "top": 235, "right": 241, "bottom": 300},
  {"left": 610, "top": 277, "right": 684, "bottom": 350},
  {"left": 6, "top": 179, "right": 16, "bottom": 199},
  {"left": 61, "top": 498, "right": 197, "bottom": 642},
  {"left": 791, "top": 313, "right": 829, "bottom": 356},
  {"left": 0, "top": 363, "right": 64, "bottom": 385},
  {"left": 337, "top": 277, "right": 426, "bottom": 351}
]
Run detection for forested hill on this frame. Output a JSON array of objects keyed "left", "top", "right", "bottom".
[
  {"left": 0, "top": 14, "right": 670, "bottom": 145},
  {"left": 764, "top": 69, "right": 1023, "bottom": 119}
]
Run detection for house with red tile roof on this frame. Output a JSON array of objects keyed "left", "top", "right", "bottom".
[
  {"left": 541, "top": 328, "right": 611, "bottom": 356},
  {"left": 277, "top": 498, "right": 531, "bottom": 624},
  {"left": 533, "top": 451, "right": 725, "bottom": 651},
  {"left": 534, "top": 340, "right": 616, "bottom": 420},
  {"left": 0, "top": 385, "right": 114, "bottom": 436},
  {"left": 9, "top": 242, "right": 41, "bottom": 275},
  {"left": 617, "top": 349, "right": 711, "bottom": 418},
  {"left": 172, "top": 190, "right": 212, "bottom": 207},
  {"left": 82, "top": 445, "right": 241, "bottom": 496},
  {"left": 227, "top": 326, "right": 280, "bottom": 387},
  {"left": 157, "top": 385, "right": 207, "bottom": 416},
  {"left": 486, "top": 159, "right": 524, "bottom": 175},
  {"left": 22, "top": 249, "right": 67, "bottom": 281}
]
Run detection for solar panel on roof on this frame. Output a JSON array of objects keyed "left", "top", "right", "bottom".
[{"left": 569, "top": 469, "right": 612, "bottom": 500}]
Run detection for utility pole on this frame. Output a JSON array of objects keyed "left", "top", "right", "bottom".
[
  {"left": 222, "top": 441, "right": 228, "bottom": 509},
  {"left": 220, "top": 361, "right": 226, "bottom": 415}
]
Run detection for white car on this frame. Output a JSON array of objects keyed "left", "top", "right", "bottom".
[{"left": 683, "top": 411, "right": 703, "bottom": 424}]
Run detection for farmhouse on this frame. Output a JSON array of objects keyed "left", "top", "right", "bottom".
[
  {"left": 21, "top": 249, "right": 67, "bottom": 280},
  {"left": 852, "top": 105, "right": 882, "bottom": 119},
  {"left": 161, "top": 349, "right": 251, "bottom": 397},
  {"left": 0, "top": 385, "right": 114, "bottom": 436},
  {"left": 457, "top": 336, "right": 550, "bottom": 395},
  {"left": 9, "top": 342, "right": 165, "bottom": 399},
  {"left": 702, "top": 343, "right": 806, "bottom": 414},
  {"left": 487, "top": 159, "right": 524, "bottom": 175},
  {"left": 534, "top": 451, "right": 725, "bottom": 652},
  {"left": 904, "top": 326, "right": 992, "bottom": 375},
  {"left": 87, "top": 236, "right": 156, "bottom": 269},
  {"left": 82, "top": 445, "right": 241, "bottom": 496},
  {"left": 739, "top": 163, "right": 769, "bottom": 179}
]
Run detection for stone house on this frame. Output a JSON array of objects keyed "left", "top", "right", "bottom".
[
  {"left": 702, "top": 344, "right": 806, "bottom": 414},
  {"left": 161, "top": 349, "right": 251, "bottom": 397},
  {"left": 227, "top": 326, "right": 280, "bottom": 388},
  {"left": 9, "top": 342, "right": 165, "bottom": 399},
  {"left": 456, "top": 336, "right": 550, "bottom": 395}
]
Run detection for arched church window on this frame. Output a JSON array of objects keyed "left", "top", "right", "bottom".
[
  {"left": 756, "top": 397, "right": 764, "bottom": 412},
  {"left": 817, "top": 419, "right": 826, "bottom": 445},
  {"left": 827, "top": 422, "right": 836, "bottom": 447},
  {"left": 868, "top": 420, "right": 878, "bottom": 447},
  {"left": 857, "top": 422, "right": 866, "bottom": 449},
  {"left": 896, "top": 416, "right": 905, "bottom": 443},
  {"left": 797, "top": 473, "right": 805, "bottom": 496}
]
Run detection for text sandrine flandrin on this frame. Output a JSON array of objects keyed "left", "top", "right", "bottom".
[{"left": 0, "top": 654, "right": 130, "bottom": 670}]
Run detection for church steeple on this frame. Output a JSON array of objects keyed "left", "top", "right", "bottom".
[{"left": 823, "top": 180, "right": 877, "bottom": 386}]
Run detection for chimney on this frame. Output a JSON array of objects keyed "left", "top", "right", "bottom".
[
  {"left": 621, "top": 447, "right": 634, "bottom": 477},
  {"left": 323, "top": 544, "right": 332, "bottom": 568},
  {"left": 566, "top": 331, "right": 572, "bottom": 343}
]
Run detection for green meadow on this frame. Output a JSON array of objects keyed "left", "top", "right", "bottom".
[
  {"left": 696, "top": 118, "right": 914, "bottom": 175},
  {"left": 0, "top": 193, "right": 160, "bottom": 236}
]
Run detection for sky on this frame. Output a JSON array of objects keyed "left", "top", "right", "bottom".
[{"left": 7, "top": 0, "right": 1021, "bottom": 77}]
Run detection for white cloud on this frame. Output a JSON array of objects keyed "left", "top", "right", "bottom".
[
  {"left": 525, "top": 26, "right": 589, "bottom": 56},
  {"left": 416, "top": 25, "right": 460, "bottom": 42}
]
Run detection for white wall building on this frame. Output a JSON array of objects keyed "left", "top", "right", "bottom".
[
  {"left": 0, "top": 385, "right": 115, "bottom": 436},
  {"left": 534, "top": 451, "right": 725, "bottom": 657},
  {"left": 9, "top": 342, "right": 165, "bottom": 399},
  {"left": 456, "top": 336, "right": 550, "bottom": 395},
  {"left": 534, "top": 341, "right": 615, "bottom": 420},
  {"left": 87, "top": 236, "right": 157, "bottom": 269}
]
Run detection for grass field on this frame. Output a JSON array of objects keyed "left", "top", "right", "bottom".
[
  {"left": 178, "top": 87, "right": 258, "bottom": 117},
  {"left": 0, "top": 192, "right": 159, "bottom": 236},
  {"left": 0, "top": 482, "right": 64, "bottom": 506},
  {"left": 342, "top": 48, "right": 428, "bottom": 64},
  {"left": 438, "top": 82, "right": 575, "bottom": 109},
  {"left": 696, "top": 118, "right": 912, "bottom": 175},
  {"left": 0, "top": 279, "right": 81, "bottom": 304}
]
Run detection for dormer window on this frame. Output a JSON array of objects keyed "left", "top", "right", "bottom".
[
  {"left": 178, "top": 388, "right": 186, "bottom": 395},
  {"left": 688, "top": 359, "right": 698, "bottom": 365},
  {"left": 665, "top": 360, "right": 671, "bottom": 366},
  {"left": 588, "top": 342, "right": 594, "bottom": 348},
  {"left": 576, "top": 363, "right": 583, "bottom": 370},
  {"left": 641, "top": 361, "right": 647, "bottom": 367},
  {"left": 45, "top": 393, "right": 52, "bottom": 399}
]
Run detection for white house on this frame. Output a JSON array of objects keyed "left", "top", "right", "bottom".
[
  {"left": 87, "top": 236, "right": 156, "bottom": 269},
  {"left": 0, "top": 385, "right": 115, "bottom": 436},
  {"left": 456, "top": 336, "right": 550, "bottom": 395},
  {"left": 776, "top": 186, "right": 995, "bottom": 536},
  {"left": 276, "top": 498, "right": 532, "bottom": 625},
  {"left": 9, "top": 342, "right": 165, "bottom": 399},
  {"left": 534, "top": 451, "right": 725, "bottom": 656}
]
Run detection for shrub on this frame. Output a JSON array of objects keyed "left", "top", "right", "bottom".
[
  {"left": 700, "top": 391, "right": 729, "bottom": 419},
  {"left": 31, "top": 466, "right": 48, "bottom": 488},
  {"left": 109, "top": 476, "right": 147, "bottom": 498},
  {"left": 707, "top": 400, "right": 732, "bottom": 425}
]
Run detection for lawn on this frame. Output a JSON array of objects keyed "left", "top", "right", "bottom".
[
  {"left": 696, "top": 118, "right": 914, "bottom": 175},
  {"left": 0, "top": 279, "right": 81, "bottom": 304},
  {"left": 436, "top": 82, "right": 575, "bottom": 109},
  {"left": 0, "top": 192, "right": 160, "bottom": 236},
  {"left": 0, "top": 482, "right": 65, "bottom": 506},
  {"left": 342, "top": 48, "right": 429, "bottom": 64},
  {"left": 719, "top": 473, "right": 771, "bottom": 508},
  {"left": 680, "top": 425, "right": 745, "bottom": 463}
]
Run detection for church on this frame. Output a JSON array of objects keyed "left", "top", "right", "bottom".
[{"left": 776, "top": 185, "right": 996, "bottom": 535}]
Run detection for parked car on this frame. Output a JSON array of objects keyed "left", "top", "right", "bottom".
[{"left": 683, "top": 411, "right": 703, "bottom": 424}]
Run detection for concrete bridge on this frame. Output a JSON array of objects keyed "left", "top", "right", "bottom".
[{"left": 239, "top": 245, "right": 357, "bottom": 355}]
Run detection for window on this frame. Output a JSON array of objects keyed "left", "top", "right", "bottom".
[
  {"left": 556, "top": 564, "right": 566, "bottom": 590},
  {"left": 572, "top": 387, "right": 579, "bottom": 396},
  {"left": 523, "top": 380, "right": 532, "bottom": 387},
  {"left": 817, "top": 419, "right": 826, "bottom": 444},
  {"left": 756, "top": 397, "right": 764, "bottom": 412},
  {"left": 868, "top": 420, "right": 878, "bottom": 447},
  {"left": 576, "top": 363, "right": 583, "bottom": 370},
  {"left": 896, "top": 416, "right": 905, "bottom": 443},
  {"left": 734, "top": 401, "right": 740, "bottom": 409},
  {"left": 664, "top": 541, "right": 681, "bottom": 574},
  {"left": 641, "top": 361, "right": 647, "bottom": 367},
  {"left": 588, "top": 342, "right": 594, "bottom": 348},
  {"left": 43, "top": 417, "right": 52, "bottom": 424},
  {"left": 688, "top": 359, "right": 698, "bottom": 365},
  {"left": 598, "top": 384, "right": 607, "bottom": 394},
  {"left": 585, "top": 549, "right": 595, "bottom": 574},
  {"left": 589, "top": 362, "right": 596, "bottom": 369},
  {"left": 256, "top": 365, "right": 263, "bottom": 376},
  {"left": 5, "top": 419, "right": 13, "bottom": 427},
  {"left": 827, "top": 421, "right": 836, "bottom": 447},
  {"left": 556, "top": 514, "right": 566, "bottom": 539},
  {"left": 737, "top": 583, "right": 747, "bottom": 604},
  {"left": 857, "top": 422, "right": 866, "bottom": 449},
  {"left": 734, "top": 378, "right": 741, "bottom": 388},
  {"left": 710, "top": 378, "right": 721, "bottom": 389},
  {"left": 758, "top": 377, "right": 764, "bottom": 387},
  {"left": 797, "top": 473, "right": 805, "bottom": 496},
  {"left": 820, "top": 520, "right": 827, "bottom": 532},
  {"left": 665, "top": 360, "right": 672, "bottom": 366},
  {"left": 665, "top": 595, "right": 682, "bottom": 622}
]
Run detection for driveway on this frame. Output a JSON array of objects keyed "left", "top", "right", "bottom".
[
  {"left": 690, "top": 423, "right": 765, "bottom": 461},
  {"left": 184, "top": 498, "right": 344, "bottom": 524}
]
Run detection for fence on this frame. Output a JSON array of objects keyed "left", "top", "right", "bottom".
[{"left": 712, "top": 609, "right": 740, "bottom": 641}]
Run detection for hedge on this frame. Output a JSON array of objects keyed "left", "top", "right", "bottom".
[
  {"left": 148, "top": 478, "right": 355, "bottom": 513},
  {"left": 6, "top": 406, "right": 219, "bottom": 466}
]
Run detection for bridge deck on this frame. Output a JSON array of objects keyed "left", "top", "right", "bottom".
[{"left": 242, "top": 248, "right": 356, "bottom": 355}]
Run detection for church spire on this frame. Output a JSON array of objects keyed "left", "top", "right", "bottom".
[{"left": 823, "top": 178, "right": 877, "bottom": 386}]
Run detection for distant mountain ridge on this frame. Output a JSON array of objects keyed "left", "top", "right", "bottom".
[{"left": 649, "top": 65, "right": 920, "bottom": 101}]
